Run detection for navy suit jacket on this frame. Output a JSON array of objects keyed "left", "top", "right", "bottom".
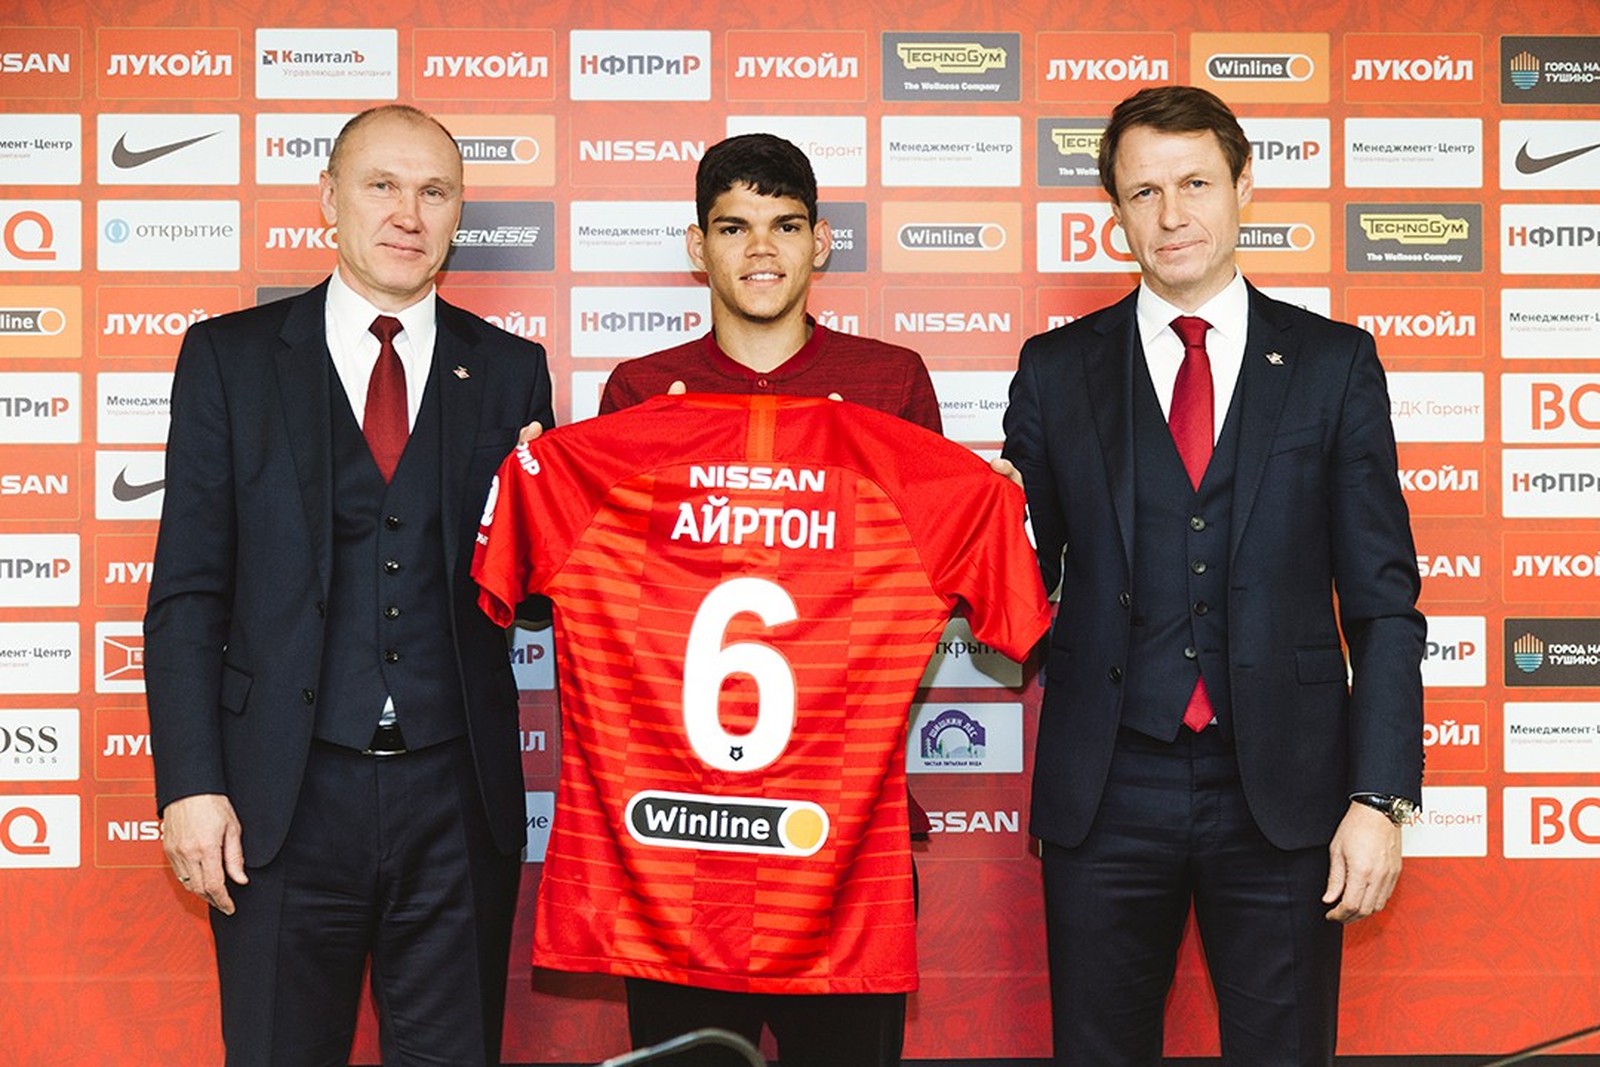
[
  {"left": 145, "top": 281, "right": 553, "bottom": 866},
  {"left": 1003, "top": 284, "right": 1425, "bottom": 851}
]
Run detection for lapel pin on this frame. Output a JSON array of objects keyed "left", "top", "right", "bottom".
[
  {"left": 453, "top": 365, "right": 470, "bottom": 380},
  {"left": 1265, "top": 352, "right": 1285, "bottom": 366}
]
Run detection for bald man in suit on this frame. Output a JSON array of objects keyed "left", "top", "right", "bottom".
[{"left": 146, "top": 105, "right": 552, "bottom": 1065}]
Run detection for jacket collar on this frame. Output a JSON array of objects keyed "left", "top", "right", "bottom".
[{"left": 1084, "top": 283, "right": 1299, "bottom": 569}]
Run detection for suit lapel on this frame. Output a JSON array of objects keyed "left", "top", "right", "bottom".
[
  {"left": 1228, "top": 286, "right": 1297, "bottom": 567},
  {"left": 1089, "top": 292, "right": 1139, "bottom": 568},
  {"left": 273, "top": 282, "right": 335, "bottom": 596},
  {"left": 435, "top": 299, "right": 488, "bottom": 577}
]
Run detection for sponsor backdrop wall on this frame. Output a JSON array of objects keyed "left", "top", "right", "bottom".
[{"left": 2, "top": 0, "right": 1599, "bottom": 1062}]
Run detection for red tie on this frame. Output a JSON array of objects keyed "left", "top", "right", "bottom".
[
  {"left": 1168, "top": 315, "right": 1214, "bottom": 490},
  {"left": 364, "top": 315, "right": 409, "bottom": 482},
  {"left": 1169, "top": 315, "right": 1215, "bottom": 732}
]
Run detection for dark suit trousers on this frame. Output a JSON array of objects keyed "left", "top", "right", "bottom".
[
  {"left": 209, "top": 737, "right": 521, "bottom": 1067},
  {"left": 625, "top": 978, "right": 906, "bottom": 1067},
  {"left": 1042, "top": 726, "right": 1341, "bottom": 1067}
]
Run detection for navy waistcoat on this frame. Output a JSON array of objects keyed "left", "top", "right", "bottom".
[
  {"left": 1120, "top": 358, "right": 1242, "bottom": 741},
  {"left": 314, "top": 359, "right": 468, "bottom": 750}
]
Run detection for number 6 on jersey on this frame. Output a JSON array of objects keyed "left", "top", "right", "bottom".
[{"left": 682, "top": 577, "right": 799, "bottom": 771}]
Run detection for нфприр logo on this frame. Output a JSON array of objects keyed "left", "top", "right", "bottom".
[{"left": 1513, "top": 632, "right": 1546, "bottom": 674}]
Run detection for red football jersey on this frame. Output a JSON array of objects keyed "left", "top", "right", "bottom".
[{"left": 474, "top": 394, "right": 1050, "bottom": 994}]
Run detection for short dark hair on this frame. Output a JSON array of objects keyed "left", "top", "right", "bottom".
[
  {"left": 326, "top": 104, "right": 459, "bottom": 178},
  {"left": 695, "top": 133, "right": 818, "bottom": 229},
  {"left": 1097, "top": 86, "right": 1252, "bottom": 201}
]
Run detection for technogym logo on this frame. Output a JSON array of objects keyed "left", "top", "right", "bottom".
[
  {"left": 1037, "top": 119, "right": 1106, "bottom": 187},
  {"left": 1359, "top": 213, "right": 1471, "bottom": 244},
  {"left": 1050, "top": 127, "right": 1102, "bottom": 154},
  {"left": 624, "top": 789, "right": 828, "bottom": 856},
  {"left": 896, "top": 42, "right": 1007, "bottom": 75},
  {"left": 883, "top": 31, "right": 1020, "bottom": 102},
  {"left": 1347, "top": 203, "right": 1482, "bottom": 273}
]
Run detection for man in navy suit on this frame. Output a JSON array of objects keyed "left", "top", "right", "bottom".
[
  {"left": 145, "top": 105, "right": 552, "bottom": 1065},
  {"left": 1001, "top": 86, "right": 1424, "bottom": 1065}
]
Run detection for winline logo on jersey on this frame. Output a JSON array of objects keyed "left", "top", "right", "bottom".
[{"left": 624, "top": 789, "right": 830, "bottom": 857}]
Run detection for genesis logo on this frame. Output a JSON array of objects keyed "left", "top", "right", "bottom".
[
  {"left": 111, "top": 469, "right": 164, "bottom": 501},
  {"left": 111, "top": 131, "right": 221, "bottom": 170},
  {"left": 1516, "top": 141, "right": 1600, "bottom": 175}
]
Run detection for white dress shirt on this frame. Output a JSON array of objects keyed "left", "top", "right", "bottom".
[
  {"left": 1134, "top": 271, "right": 1249, "bottom": 444},
  {"left": 323, "top": 268, "right": 437, "bottom": 432}
]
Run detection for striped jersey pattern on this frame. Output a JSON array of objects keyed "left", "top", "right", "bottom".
[{"left": 474, "top": 393, "right": 1050, "bottom": 994}]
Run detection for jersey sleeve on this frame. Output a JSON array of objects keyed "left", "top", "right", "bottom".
[
  {"left": 895, "top": 440, "right": 1051, "bottom": 662},
  {"left": 472, "top": 433, "right": 604, "bottom": 627},
  {"left": 946, "top": 477, "right": 1051, "bottom": 661}
]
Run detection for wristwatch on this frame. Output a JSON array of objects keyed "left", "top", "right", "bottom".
[{"left": 1351, "top": 792, "right": 1420, "bottom": 826}]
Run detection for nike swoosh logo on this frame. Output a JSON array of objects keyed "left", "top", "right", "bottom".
[
  {"left": 112, "top": 470, "right": 165, "bottom": 502},
  {"left": 1516, "top": 141, "right": 1600, "bottom": 175},
  {"left": 111, "top": 130, "right": 220, "bottom": 169}
]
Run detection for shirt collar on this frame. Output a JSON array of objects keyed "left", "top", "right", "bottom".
[
  {"left": 1135, "top": 271, "right": 1249, "bottom": 349},
  {"left": 701, "top": 316, "right": 829, "bottom": 381},
  {"left": 326, "top": 268, "right": 436, "bottom": 350}
]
